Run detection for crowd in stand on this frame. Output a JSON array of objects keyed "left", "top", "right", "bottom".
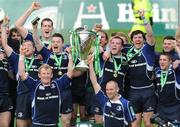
[{"left": 0, "top": 1, "right": 180, "bottom": 127}]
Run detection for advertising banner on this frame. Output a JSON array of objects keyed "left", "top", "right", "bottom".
[{"left": 0, "top": 0, "right": 178, "bottom": 35}]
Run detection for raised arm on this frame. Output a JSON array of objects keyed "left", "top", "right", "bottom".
[
  {"left": 15, "top": 2, "right": 40, "bottom": 38},
  {"left": 32, "top": 22, "right": 43, "bottom": 51},
  {"left": 1, "top": 16, "right": 13, "bottom": 57},
  {"left": 175, "top": 25, "right": 180, "bottom": 41},
  {"left": 66, "top": 53, "right": 74, "bottom": 79},
  {"left": 18, "top": 46, "right": 28, "bottom": 81},
  {"left": 88, "top": 55, "right": 101, "bottom": 94},
  {"left": 139, "top": 10, "right": 155, "bottom": 46},
  {"left": 174, "top": 41, "right": 180, "bottom": 58}
]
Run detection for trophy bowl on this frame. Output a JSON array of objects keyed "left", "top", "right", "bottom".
[{"left": 70, "top": 26, "right": 98, "bottom": 71}]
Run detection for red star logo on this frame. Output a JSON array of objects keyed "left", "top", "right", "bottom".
[{"left": 87, "top": 4, "right": 97, "bottom": 13}]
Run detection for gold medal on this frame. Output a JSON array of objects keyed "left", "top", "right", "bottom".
[
  {"left": 128, "top": 53, "right": 133, "bottom": 58},
  {"left": 113, "top": 72, "right": 118, "bottom": 77},
  {"left": 58, "top": 71, "right": 62, "bottom": 76},
  {"left": 113, "top": 57, "right": 122, "bottom": 78}
]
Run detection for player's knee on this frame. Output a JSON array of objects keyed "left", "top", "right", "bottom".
[
  {"left": 62, "top": 120, "right": 71, "bottom": 127},
  {"left": 131, "top": 121, "right": 141, "bottom": 127},
  {"left": 0, "top": 122, "right": 10, "bottom": 127},
  {"left": 94, "top": 115, "right": 103, "bottom": 124},
  {"left": 16, "top": 119, "right": 31, "bottom": 127},
  {"left": 61, "top": 114, "right": 71, "bottom": 127},
  {"left": 131, "top": 116, "right": 142, "bottom": 127},
  {"left": 0, "top": 112, "right": 11, "bottom": 127},
  {"left": 144, "top": 119, "right": 153, "bottom": 127},
  {"left": 144, "top": 122, "right": 153, "bottom": 127},
  {"left": 143, "top": 112, "right": 154, "bottom": 127}
]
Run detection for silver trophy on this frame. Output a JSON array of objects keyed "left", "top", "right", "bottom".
[{"left": 70, "top": 26, "right": 99, "bottom": 71}]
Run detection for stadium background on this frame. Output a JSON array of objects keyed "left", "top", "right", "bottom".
[{"left": 0, "top": 0, "right": 179, "bottom": 52}]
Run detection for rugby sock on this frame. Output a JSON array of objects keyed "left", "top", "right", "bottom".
[{"left": 95, "top": 123, "right": 103, "bottom": 127}]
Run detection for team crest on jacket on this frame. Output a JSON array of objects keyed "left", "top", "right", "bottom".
[
  {"left": 39, "top": 85, "right": 45, "bottom": 90},
  {"left": 130, "top": 60, "right": 137, "bottom": 64},
  {"left": 116, "top": 106, "right": 122, "bottom": 111},
  {"left": 46, "top": 93, "right": 51, "bottom": 96},
  {"left": 51, "top": 84, "right": 56, "bottom": 88}
]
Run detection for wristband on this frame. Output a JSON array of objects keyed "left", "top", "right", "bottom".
[
  {"left": 143, "top": 18, "right": 149, "bottom": 25},
  {"left": 68, "top": 55, "right": 72, "bottom": 60},
  {"left": 140, "top": 16, "right": 149, "bottom": 25},
  {"left": 1, "top": 24, "right": 7, "bottom": 28},
  {"left": 140, "top": 16, "right": 145, "bottom": 20},
  {"left": 19, "top": 55, "right": 25, "bottom": 61}
]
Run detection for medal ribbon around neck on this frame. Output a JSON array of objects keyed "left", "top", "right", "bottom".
[
  {"left": 24, "top": 56, "right": 35, "bottom": 72},
  {"left": 40, "top": 36, "right": 51, "bottom": 47},
  {"left": 127, "top": 47, "right": 141, "bottom": 61},
  {"left": 113, "top": 55, "right": 123, "bottom": 75},
  {"left": 53, "top": 53, "right": 63, "bottom": 69},
  {"left": 160, "top": 71, "right": 168, "bottom": 88}
]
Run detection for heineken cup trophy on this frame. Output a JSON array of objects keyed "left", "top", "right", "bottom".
[{"left": 70, "top": 26, "right": 99, "bottom": 72}]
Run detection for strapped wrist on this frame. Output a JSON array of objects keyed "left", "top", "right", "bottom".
[
  {"left": 1, "top": 24, "right": 8, "bottom": 28},
  {"left": 19, "top": 55, "right": 25, "bottom": 60},
  {"left": 143, "top": 18, "right": 149, "bottom": 25},
  {"left": 140, "top": 16, "right": 145, "bottom": 20}
]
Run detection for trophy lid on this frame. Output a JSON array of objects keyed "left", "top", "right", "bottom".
[{"left": 75, "top": 26, "right": 96, "bottom": 46}]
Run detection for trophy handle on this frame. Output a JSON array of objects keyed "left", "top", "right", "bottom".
[
  {"left": 69, "top": 32, "right": 73, "bottom": 46},
  {"left": 69, "top": 31, "right": 79, "bottom": 65}
]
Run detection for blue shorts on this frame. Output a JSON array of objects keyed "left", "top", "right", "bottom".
[
  {"left": 157, "top": 102, "right": 180, "bottom": 121},
  {"left": 0, "top": 94, "right": 13, "bottom": 113},
  {"left": 127, "top": 87, "right": 157, "bottom": 113},
  {"left": 72, "top": 93, "right": 86, "bottom": 106},
  {"left": 71, "top": 88, "right": 86, "bottom": 106},
  {"left": 85, "top": 89, "right": 94, "bottom": 116},
  {"left": 32, "top": 124, "right": 58, "bottom": 127},
  {"left": 15, "top": 93, "right": 31, "bottom": 119},
  {"left": 92, "top": 95, "right": 103, "bottom": 115},
  {"left": 60, "top": 90, "right": 73, "bottom": 114}
]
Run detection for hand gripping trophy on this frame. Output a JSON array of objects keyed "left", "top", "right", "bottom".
[{"left": 70, "top": 26, "right": 100, "bottom": 73}]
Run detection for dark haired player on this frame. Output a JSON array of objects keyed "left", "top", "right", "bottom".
[{"left": 126, "top": 10, "right": 156, "bottom": 127}]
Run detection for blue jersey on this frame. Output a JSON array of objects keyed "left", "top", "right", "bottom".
[
  {"left": 99, "top": 54, "right": 128, "bottom": 93},
  {"left": 38, "top": 47, "right": 72, "bottom": 114},
  {"left": 96, "top": 90, "right": 135, "bottom": 127},
  {"left": 122, "top": 44, "right": 132, "bottom": 53},
  {"left": 127, "top": 43, "right": 155, "bottom": 89},
  {"left": 23, "top": 74, "right": 71, "bottom": 126},
  {"left": 155, "top": 50, "right": 179, "bottom": 67},
  {"left": 0, "top": 48, "right": 9, "bottom": 94},
  {"left": 155, "top": 66, "right": 180, "bottom": 121},
  {"left": 163, "top": 50, "right": 179, "bottom": 61},
  {"left": 24, "top": 32, "right": 33, "bottom": 42},
  {"left": 39, "top": 47, "right": 69, "bottom": 79},
  {"left": 25, "top": 32, "right": 51, "bottom": 48},
  {"left": 71, "top": 72, "right": 88, "bottom": 93},
  {"left": 8, "top": 52, "right": 43, "bottom": 94}
]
